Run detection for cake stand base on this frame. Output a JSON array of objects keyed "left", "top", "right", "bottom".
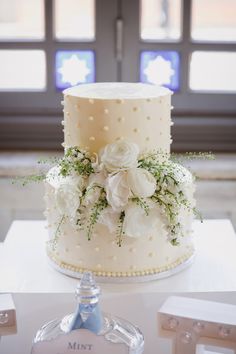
[{"left": 47, "top": 252, "right": 196, "bottom": 283}]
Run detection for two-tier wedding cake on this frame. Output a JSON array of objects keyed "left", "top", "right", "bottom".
[{"left": 44, "top": 83, "right": 195, "bottom": 281}]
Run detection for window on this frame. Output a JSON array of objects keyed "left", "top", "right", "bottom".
[{"left": 0, "top": 0, "right": 236, "bottom": 151}]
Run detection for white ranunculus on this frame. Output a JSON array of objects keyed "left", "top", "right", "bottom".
[
  {"left": 100, "top": 141, "right": 139, "bottom": 172},
  {"left": 84, "top": 171, "right": 107, "bottom": 205},
  {"left": 127, "top": 168, "right": 156, "bottom": 198},
  {"left": 88, "top": 170, "right": 107, "bottom": 187},
  {"left": 123, "top": 202, "right": 161, "bottom": 238},
  {"left": 55, "top": 176, "right": 83, "bottom": 218},
  {"left": 84, "top": 184, "right": 101, "bottom": 205},
  {"left": 105, "top": 171, "right": 131, "bottom": 211},
  {"left": 98, "top": 207, "right": 120, "bottom": 233}
]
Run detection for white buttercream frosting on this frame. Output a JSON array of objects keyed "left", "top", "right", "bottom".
[
  {"left": 63, "top": 82, "right": 171, "bottom": 99},
  {"left": 62, "top": 82, "right": 172, "bottom": 154},
  {"left": 44, "top": 83, "right": 195, "bottom": 278}
]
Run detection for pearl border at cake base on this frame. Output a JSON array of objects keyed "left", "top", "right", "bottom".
[{"left": 47, "top": 251, "right": 195, "bottom": 283}]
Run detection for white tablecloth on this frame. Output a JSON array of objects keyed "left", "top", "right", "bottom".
[
  {"left": 0, "top": 219, "right": 236, "bottom": 293},
  {"left": 1, "top": 292, "right": 236, "bottom": 354}
]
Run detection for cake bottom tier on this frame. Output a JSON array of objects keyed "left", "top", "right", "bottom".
[
  {"left": 45, "top": 187, "right": 195, "bottom": 281},
  {"left": 44, "top": 159, "right": 196, "bottom": 282}
]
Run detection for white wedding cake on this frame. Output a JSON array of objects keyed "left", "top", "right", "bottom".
[{"left": 44, "top": 83, "right": 195, "bottom": 280}]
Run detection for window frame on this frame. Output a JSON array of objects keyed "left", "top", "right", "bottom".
[
  {"left": 0, "top": 0, "right": 118, "bottom": 114},
  {"left": 122, "top": 0, "right": 236, "bottom": 115}
]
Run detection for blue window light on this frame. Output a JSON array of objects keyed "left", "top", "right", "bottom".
[
  {"left": 140, "top": 51, "right": 180, "bottom": 91},
  {"left": 55, "top": 50, "right": 95, "bottom": 90}
]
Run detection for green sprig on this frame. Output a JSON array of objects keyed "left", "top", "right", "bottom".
[
  {"left": 116, "top": 211, "right": 125, "bottom": 247},
  {"left": 86, "top": 189, "right": 108, "bottom": 240},
  {"left": 132, "top": 197, "right": 150, "bottom": 216}
]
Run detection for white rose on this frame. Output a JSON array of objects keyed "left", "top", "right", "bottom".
[
  {"left": 100, "top": 141, "right": 139, "bottom": 172},
  {"left": 105, "top": 171, "right": 131, "bottom": 211},
  {"left": 98, "top": 207, "right": 120, "bottom": 233},
  {"left": 123, "top": 202, "right": 161, "bottom": 238},
  {"left": 127, "top": 168, "right": 156, "bottom": 198},
  {"left": 84, "top": 171, "right": 107, "bottom": 205},
  {"left": 55, "top": 176, "right": 83, "bottom": 218}
]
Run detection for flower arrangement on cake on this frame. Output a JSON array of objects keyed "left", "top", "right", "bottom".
[{"left": 47, "top": 140, "right": 197, "bottom": 249}]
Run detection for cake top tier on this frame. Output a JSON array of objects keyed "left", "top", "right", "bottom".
[
  {"left": 63, "top": 82, "right": 172, "bottom": 154},
  {"left": 63, "top": 82, "right": 171, "bottom": 100}
]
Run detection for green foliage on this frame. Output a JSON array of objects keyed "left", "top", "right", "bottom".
[
  {"left": 49, "top": 215, "right": 65, "bottom": 251},
  {"left": 59, "top": 147, "right": 94, "bottom": 177},
  {"left": 132, "top": 197, "right": 150, "bottom": 216},
  {"left": 86, "top": 189, "right": 108, "bottom": 240},
  {"left": 12, "top": 174, "right": 46, "bottom": 186},
  {"left": 116, "top": 211, "right": 125, "bottom": 247}
]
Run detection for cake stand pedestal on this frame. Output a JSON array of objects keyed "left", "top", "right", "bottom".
[{"left": 0, "top": 219, "right": 236, "bottom": 293}]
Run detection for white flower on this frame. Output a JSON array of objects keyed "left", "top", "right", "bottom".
[
  {"left": 84, "top": 184, "right": 102, "bottom": 205},
  {"left": 88, "top": 171, "right": 107, "bottom": 187},
  {"left": 105, "top": 171, "right": 131, "bottom": 211},
  {"left": 55, "top": 176, "right": 84, "bottom": 216},
  {"left": 84, "top": 171, "right": 107, "bottom": 205},
  {"left": 100, "top": 141, "right": 139, "bottom": 172},
  {"left": 127, "top": 168, "right": 156, "bottom": 198},
  {"left": 123, "top": 202, "right": 161, "bottom": 238},
  {"left": 55, "top": 176, "right": 84, "bottom": 219},
  {"left": 98, "top": 207, "right": 120, "bottom": 233}
]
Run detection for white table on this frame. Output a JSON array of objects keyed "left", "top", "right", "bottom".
[
  {"left": 0, "top": 219, "right": 236, "bottom": 293},
  {"left": 1, "top": 292, "right": 236, "bottom": 354}
]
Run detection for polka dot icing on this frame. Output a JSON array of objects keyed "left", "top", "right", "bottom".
[
  {"left": 89, "top": 99, "right": 94, "bottom": 104},
  {"left": 118, "top": 117, "right": 125, "bottom": 122},
  {"left": 88, "top": 116, "right": 94, "bottom": 121},
  {"left": 133, "top": 128, "right": 139, "bottom": 133},
  {"left": 104, "top": 108, "right": 109, "bottom": 114},
  {"left": 89, "top": 136, "right": 95, "bottom": 141},
  {"left": 103, "top": 126, "right": 109, "bottom": 131}
]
